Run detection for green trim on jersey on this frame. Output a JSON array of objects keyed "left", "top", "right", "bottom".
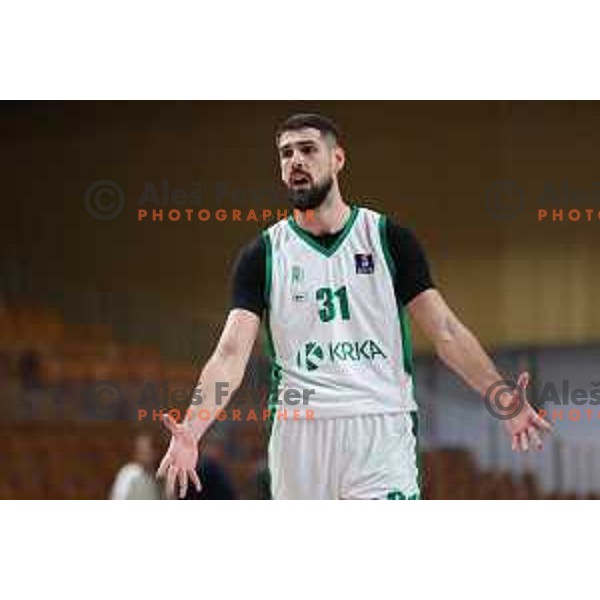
[
  {"left": 410, "top": 410, "right": 422, "bottom": 499},
  {"left": 379, "top": 215, "right": 421, "bottom": 499},
  {"left": 261, "top": 231, "right": 282, "bottom": 416},
  {"left": 287, "top": 205, "right": 360, "bottom": 258},
  {"left": 399, "top": 307, "right": 414, "bottom": 378},
  {"left": 385, "top": 412, "right": 422, "bottom": 499},
  {"left": 378, "top": 214, "right": 415, "bottom": 379},
  {"left": 263, "top": 230, "right": 272, "bottom": 304}
]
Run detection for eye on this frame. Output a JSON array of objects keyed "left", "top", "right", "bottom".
[
  {"left": 300, "top": 145, "right": 316, "bottom": 155},
  {"left": 280, "top": 148, "right": 293, "bottom": 159}
]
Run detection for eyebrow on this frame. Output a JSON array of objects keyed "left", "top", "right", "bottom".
[{"left": 278, "top": 140, "right": 318, "bottom": 152}]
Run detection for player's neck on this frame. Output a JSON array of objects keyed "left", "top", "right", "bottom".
[{"left": 294, "top": 189, "right": 351, "bottom": 236}]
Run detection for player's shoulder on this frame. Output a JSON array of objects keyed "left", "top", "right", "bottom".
[
  {"left": 353, "top": 204, "right": 401, "bottom": 232},
  {"left": 355, "top": 204, "right": 385, "bottom": 224},
  {"left": 355, "top": 205, "right": 424, "bottom": 249},
  {"left": 262, "top": 214, "right": 290, "bottom": 237},
  {"left": 235, "top": 215, "right": 295, "bottom": 263},
  {"left": 359, "top": 205, "right": 413, "bottom": 231},
  {"left": 261, "top": 213, "right": 299, "bottom": 251}
]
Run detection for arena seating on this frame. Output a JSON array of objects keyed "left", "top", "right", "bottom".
[
  {"left": 0, "top": 304, "right": 586, "bottom": 500},
  {"left": 0, "top": 422, "right": 568, "bottom": 499}
]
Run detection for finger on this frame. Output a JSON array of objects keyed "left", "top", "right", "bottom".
[
  {"left": 161, "top": 413, "right": 179, "bottom": 435},
  {"left": 166, "top": 465, "right": 177, "bottom": 499},
  {"left": 520, "top": 431, "right": 530, "bottom": 452},
  {"left": 512, "top": 435, "right": 519, "bottom": 452},
  {"left": 189, "top": 468, "right": 202, "bottom": 493},
  {"left": 528, "top": 427, "right": 543, "bottom": 451},
  {"left": 533, "top": 412, "right": 553, "bottom": 433},
  {"left": 156, "top": 455, "right": 170, "bottom": 479},
  {"left": 517, "top": 371, "right": 530, "bottom": 392},
  {"left": 179, "top": 470, "right": 188, "bottom": 499}
]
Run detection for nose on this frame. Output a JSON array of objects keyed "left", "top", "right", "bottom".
[{"left": 290, "top": 149, "right": 307, "bottom": 171}]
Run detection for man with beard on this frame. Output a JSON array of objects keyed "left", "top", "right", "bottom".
[{"left": 156, "top": 113, "right": 552, "bottom": 500}]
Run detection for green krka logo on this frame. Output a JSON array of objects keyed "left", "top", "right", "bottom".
[
  {"left": 296, "top": 339, "right": 386, "bottom": 372},
  {"left": 296, "top": 341, "right": 324, "bottom": 371}
]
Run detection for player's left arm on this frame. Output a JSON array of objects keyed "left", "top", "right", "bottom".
[{"left": 407, "top": 288, "right": 552, "bottom": 451}]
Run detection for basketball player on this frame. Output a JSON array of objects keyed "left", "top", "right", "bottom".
[{"left": 156, "top": 113, "right": 552, "bottom": 500}]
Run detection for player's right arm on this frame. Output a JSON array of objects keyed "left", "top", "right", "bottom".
[{"left": 156, "top": 308, "right": 261, "bottom": 498}]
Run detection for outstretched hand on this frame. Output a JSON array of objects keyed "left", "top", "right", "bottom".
[
  {"left": 156, "top": 414, "right": 202, "bottom": 499},
  {"left": 502, "top": 372, "right": 553, "bottom": 452}
]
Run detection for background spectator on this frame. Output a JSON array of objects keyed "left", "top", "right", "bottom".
[{"left": 110, "top": 432, "right": 163, "bottom": 500}]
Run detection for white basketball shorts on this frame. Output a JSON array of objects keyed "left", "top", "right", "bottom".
[{"left": 268, "top": 412, "right": 421, "bottom": 500}]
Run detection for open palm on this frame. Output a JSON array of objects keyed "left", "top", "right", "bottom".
[
  {"left": 502, "top": 371, "right": 553, "bottom": 452},
  {"left": 156, "top": 414, "right": 202, "bottom": 499}
]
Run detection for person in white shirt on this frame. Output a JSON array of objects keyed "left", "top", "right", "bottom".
[{"left": 110, "top": 432, "right": 163, "bottom": 500}]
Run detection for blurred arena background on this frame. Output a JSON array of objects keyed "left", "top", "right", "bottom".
[{"left": 1, "top": 100, "right": 599, "bottom": 499}]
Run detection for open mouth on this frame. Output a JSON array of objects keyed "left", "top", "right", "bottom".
[{"left": 290, "top": 172, "right": 311, "bottom": 187}]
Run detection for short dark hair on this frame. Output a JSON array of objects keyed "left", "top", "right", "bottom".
[{"left": 275, "top": 113, "right": 341, "bottom": 146}]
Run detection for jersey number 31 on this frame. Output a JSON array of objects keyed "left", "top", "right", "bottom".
[{"left": 316, "top": 286, "right": 350, "bottom": 323}]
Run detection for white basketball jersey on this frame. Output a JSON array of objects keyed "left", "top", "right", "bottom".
[{"left": 263, "top": 205, "right": 417, "bottom": 418}]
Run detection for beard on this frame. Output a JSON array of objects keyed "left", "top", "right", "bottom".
[{"left": 287, "top": 176, "right": 333, "bottom": 212}]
